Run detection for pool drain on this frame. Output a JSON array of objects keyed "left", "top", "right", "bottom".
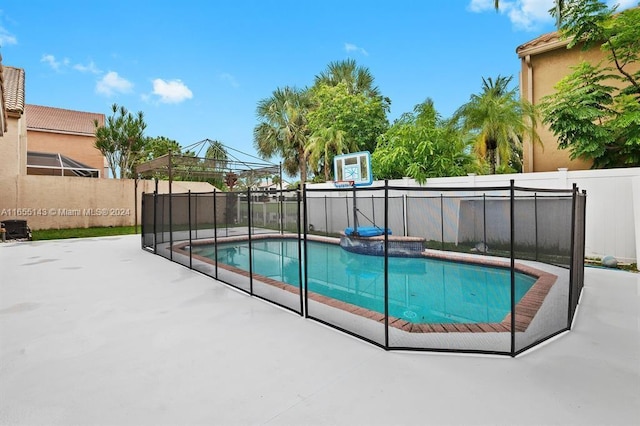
[{"left": 403, "top": 310, "right": 417, "bottom": 319}]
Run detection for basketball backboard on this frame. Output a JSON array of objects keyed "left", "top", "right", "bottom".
[{"left": 333, "top": 151, "right": 372, "bottom": 187}]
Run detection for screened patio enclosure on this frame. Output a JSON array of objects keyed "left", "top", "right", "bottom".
[{"left": 26, "top": 151, "right": 100, "bottom": 178}]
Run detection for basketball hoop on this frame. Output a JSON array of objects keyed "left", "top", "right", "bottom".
[{"left": 333, "top": 180, "right": 355, "bottom": 188}]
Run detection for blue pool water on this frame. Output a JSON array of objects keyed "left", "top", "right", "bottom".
[{"left": 191, "top": 239, "right": 537, "bottom": 324}]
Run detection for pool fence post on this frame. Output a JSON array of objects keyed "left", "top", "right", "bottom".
[
  {"left": 567, "top": 183, "right": 578, "bottom": 328},
  {"left": 261, "top": 196, "right": 268, "bottom": 227},
  {"left": 345, "top": 192, "right": 350, "bottom": 229},
  {"left": 483, "top": 193, "right": 487, "bottom": 255},
  {"left": 297, "top": 186, "right": 304, "bottom": 316},
  {"left": 384, "top": 180, "right": 390, "bottom": 349},
  {"left": 352, "top": 184, "right": 359, "bottom": 235},
  {"left": 578, "top": 190, "right": 587, "bottom": 311},
  {"left": 168, "top": 152, "right": 173, "bottom": 261},
  {"left": 534, "top": 193, "right": 539, "bottom": 261},
  {"left": 247, "top": 187, "right": 254, "bottom": 295},
  {"left": 140, "top": 192, "right": 145, "bottom": 249},
  {"left": 134, "top": 176, "right": 139, "bottom": 236},
  {"left": 302, "top": 183, "right": 309, "bottom": 318},
  {"left": 324, "top": 195, "right": 328, "bottom": 237},
  {"left": 440, "top": 193, "right": 444, "bottom": 251},
  {"left": 279, "top": 163, "right": 284, "bottom": 235},
  {"left": 213, "top": 189, "right": 218, "bottom": 280},
  {"left": 371, "top": 194, "right": 375, "bottom": 228},
  {"left": 153, "top": 178, "right": 158, "bottom": 254},
  {"left": 225, "top": 192, "right": 229, "bottom": 238},
  {"left": 402, "top": 193, "right": 407, "bottom": 237},
  {"left": 510, "top": 179, "right": 516, "bottom": 357},
  {"left": 194, "top": 193, "right": 198, "bottom": 240},
  {"left": 188, "top": 190, "right": 192, "bottom": 270}
]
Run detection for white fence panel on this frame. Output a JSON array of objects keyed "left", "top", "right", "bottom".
[{"left": 308, "top": 167, "right": 640, "bottom": 263}]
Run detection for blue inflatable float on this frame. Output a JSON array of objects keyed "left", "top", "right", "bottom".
[{"left": 344, "top": 226, "right": 392, "bottom": 237}]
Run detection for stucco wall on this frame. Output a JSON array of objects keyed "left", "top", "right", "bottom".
[
  {"left": 0, "top": 115, "right": 27, "bottom": 177},
  {"left": 0, "top": 175, "right": 214, "bottom": 230},
  {"left": 520, "top": 41, "right": 640, "bottom": 173},
  {"left": 26, "top": 130, "right": 106, "bottom": 177}
]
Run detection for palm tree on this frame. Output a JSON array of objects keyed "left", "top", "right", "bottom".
[
  {"left": 453, "top": 76, "right": 541, "bottom": 174},
  {"left": 204, "top": 139, "right": 228, "bottom": 188},
  {"left": 253, "top": 86, "right": 313, "bottom": 182},
  {"left": 314, "top": 59, "right": 380, "bottom": 97},
  {"left": 205, "top": 140, "right": 227, "bottom": 163},
  {"left": 305, "top": 126, "right": 357, "bottom": 181}
]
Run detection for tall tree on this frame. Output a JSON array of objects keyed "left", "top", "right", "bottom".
[
  {"left": 314, "top": 58, "right": 381, "bottom": 97},
  {"left": 453, "top": 76, "right": 540, "bottom": 174},
  {"left": 205, "top": 139, "right": 228, "bottom": 169},
  {"left": 94, "top": 103, "right": 147, "bottom": 179},
  {"left": 204, "top": 139, "right": 228, "bottom": 188},
  {"left": 373, "top": 99, "right": 478, "bottom": 182},
  {"left": 253, "top": 86, "right": 313, "bottom": 181},
  {"left": 540, "top": 1, "right": 640, "bottom": 168},
  {"left": 305, "top": 126, "right": 356, "bottom": 181},
  {"left": 141, "top": 136, "right": 181, "bottom": 163},
  {"left": 308, "top": 81, "right": 389, "bottom": 154}
]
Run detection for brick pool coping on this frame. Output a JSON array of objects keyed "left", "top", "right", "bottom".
[{"left": 173, "top": 234, "right": 557, "bottom": 333}]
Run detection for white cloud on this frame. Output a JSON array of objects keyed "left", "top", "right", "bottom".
[
  {"left": 468, "top": 0, "right": 555, "bottom": 30},
  {"left": 96, "top": 71, "right": 134, "bottom": 96},
  {"left": 0, "top": 27, "right": 17, "bottom": 46},
  {"left": 220, "top": 73, "right": 239, "bottom": 88},
  {"left": 468, "top": 0, "right": 497, "bottom": 12},
  {"left": 151, "top": 78, "right": 193, "bottom": 104},
  {"left": 74, "top": 61, "right": 101, "bottom": 74},
  {"left": 504, "top": 0, "right": 555, "bottom": 30},
  {"left": 469, "top": 0, "right": 637, "bottom": 31},
  {"left": 41, "top": 54, "right": 62, "bottom": 70},
  {"left": 0, "top": 10, "right": 18, "bottom": 46},
  {"left": 345, "top": 43, "right": 369, "bottom": 56}
]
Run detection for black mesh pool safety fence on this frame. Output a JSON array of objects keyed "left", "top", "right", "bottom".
[{"left": 141, "top": 180, "right": 586, "bottom": 356}]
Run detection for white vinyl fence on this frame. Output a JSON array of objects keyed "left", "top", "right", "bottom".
[{"left": 307, "top": 167, "right": 640, "bottom": 264}]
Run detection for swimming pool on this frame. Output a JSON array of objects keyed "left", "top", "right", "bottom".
[{"left": 189, "top": 238, "right": 537, "bottom": 325}]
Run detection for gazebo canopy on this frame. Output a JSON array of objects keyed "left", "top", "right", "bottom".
[{"left": 135, "top": 139, "right": 280, "bottom": 184}]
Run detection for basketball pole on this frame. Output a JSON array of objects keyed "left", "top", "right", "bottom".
[{"left": 352, "top": 183, "right": 359, "bottom": 236}]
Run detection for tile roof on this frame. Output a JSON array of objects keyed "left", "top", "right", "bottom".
[
  {"left": 516, "top": 30, "right": 569, "bottom": 57},
  {"left": 26, "top": 104, "right": 105, "bottom": 135},
  {"left": 517, "top": 6, "right": 638, "bottom": 58},
  {"left": 0, "top": 55, "right": 6, "bottom": 135},
  {"left": 2, "top": 65, "right": 25, "bottom": 115}
]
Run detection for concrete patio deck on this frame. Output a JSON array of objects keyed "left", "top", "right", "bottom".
[{"left": 1, "top": 235, "right": 638, "bottom": 425}]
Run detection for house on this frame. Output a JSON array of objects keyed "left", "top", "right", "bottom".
[
  {"left": 1, "top": 57, "right": 214, "bottom": 231},
  {"left": 0, "top": 62, "right": 27, "bottom": 177},
  {"left": 516, "top": 29, "right": 640, "bottom": 172},
  {"left": 26, "top": 104, "right": 106, "bottom": 178},
  {"left": 0, "top": 62, "right": 106, "bottom": 179},
  {"left": 0, "top": 55, "right": 7, "bottom": 137}
]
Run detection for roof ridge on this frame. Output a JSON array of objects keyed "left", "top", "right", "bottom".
[{"left": 26, "top": 104, "right": 105, "bottom": 135}]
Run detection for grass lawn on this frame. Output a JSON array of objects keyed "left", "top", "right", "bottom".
[{"left": 32, "top": 226, "right": 138, "bottom": 241}]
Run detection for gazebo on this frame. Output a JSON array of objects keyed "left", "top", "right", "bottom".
[
  {"left": 134, "top": 139, "right": 282, "bottom": 231},
  {"left": 135, "top": 139, "right": 281, "bottom": 192}
]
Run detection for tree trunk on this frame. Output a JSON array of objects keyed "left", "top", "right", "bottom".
[
  {"left": 298, "top": 146, "right": 307, "bottom": 183},
  {"left": 489, "top": 148, "right": 497, "bottom": 174},
  {"left": 324, "top": 158, "right": 330, "bottom": 181}
]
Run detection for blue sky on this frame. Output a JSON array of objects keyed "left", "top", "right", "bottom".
[{"left": 1, "top": 0, "right": 636, "bottom": 165}]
